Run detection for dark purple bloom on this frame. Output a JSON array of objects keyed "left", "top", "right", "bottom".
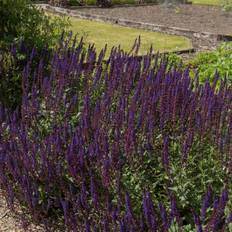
[
  {"left": 192, "top": 211, "right": 203, "bottom": 232},
  {"left": 201, "top": 186, "right": 212, "bottom": 221},
  {"left": 162, "top": 136, "right": 170, "bottom": 172}
]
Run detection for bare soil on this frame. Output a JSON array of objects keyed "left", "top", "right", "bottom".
[{"left": 76, "top": 4, "right": 232, "bottom": 35}]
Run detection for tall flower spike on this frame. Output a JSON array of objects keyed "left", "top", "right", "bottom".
[
  {"left": 143, "top": 191, "right": 157, "bottom": 231},
  {"left": 162, "top": 136, "right": 170, "bottom": 173},
  {"left": 90, "top": 176, "right": 98, "bottom": 208},
  {"left": 201, "top": 185, "right": 212, "bottom": 221},
  {"left": 159, "top": 203, "right": 169, "bottom": 231},
  {"left": 192, "top": 211, "right": 203, "bottom": 232}
]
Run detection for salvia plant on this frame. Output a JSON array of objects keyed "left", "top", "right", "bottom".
[{"left": 0, "top": 37, "right": 232, "bottom": 231}]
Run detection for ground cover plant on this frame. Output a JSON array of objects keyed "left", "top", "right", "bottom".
[{"left": 0, "top": 37, "right": 232, "bottom": 231}]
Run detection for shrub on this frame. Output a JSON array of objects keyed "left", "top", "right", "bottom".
[
  {"left": 0, "top": 0, "right": 70, "bottom": 109},
  {"left": 0, "top": 0, "right": 69, "bottom": 50},
  {"left": 221, "top": 0, "right": 232, "bottom": 11},
  {"left": 0, "top": 39, "right": 232, "bottom": 231},
  {"left": 67, "top": 0, "right": 82, "bottom": 5},
  {"left": 111, "top": 0, "right": 135, "bottom": 5},
  {"left": 96, "top": 0, "right": 112, "bottom": 7},
  {"left": 188, "top": 42, "right": 232, "bottom": 83}
]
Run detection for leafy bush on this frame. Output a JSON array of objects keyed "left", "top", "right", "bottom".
[
  {"left": 0, "top": 39, "right": 232, "bottom": 231},
  {"left": 0, "top": 0, "right": 70, "bottom": 109},
  {"left": 221, "top": 0, "right": 232, "bottom": 11},
  {"left": 189, "top": 42, "right": 232, "bottom": 83},
  {"left": 0, "top": 43, "right": 50, "bottom": 109},
  {"left": 0, "top": 0, "right": 69, "bottom": 50},
  {"left": 111, "top": 0, "right": 135, "bottom": 5},
  {"left": 67, "top": 0, "right": 82, "bottom": 5}
]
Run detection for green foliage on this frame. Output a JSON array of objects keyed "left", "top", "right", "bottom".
[
  {"left": 189, "top": 42, "right": 232, "bottom": 83},
  {"left": 121, "top": 149, "right": 169, "bottom": 214},
  {"left": 0, "top": 0, "right": 70, "bottom": 109},
  {"left": 120, "top": 132, "right": 231, "bottom": 228},
  {"left": 0, "top": 0, "right": 70, "bottom": 49},
  {"left": 67, "top": 0, "right": 82, "bottom": 5},
  {"left": 169, "top": 137, "right": 228, "bottom": 224},
  {"left": 221, "top": 0, "right": 232, "bottom": 11},
  {"left": 111, "top": 0, "right": 135, "bottom": 4},
  {"left": 166, "top": 53, "right": 183, "bottom": 70}
]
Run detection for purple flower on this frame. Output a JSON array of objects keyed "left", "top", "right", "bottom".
[
  {"left": 90, "top": 176, "right": 98, "bottom": 208},
  {"left": 162, "top": 136, "right": 170, "bottom": 172},
  {"left": 192, "top": 211, "right": 203, "bottom": 232},
  {"left": 201, "top": 186, "right": 212, "bottom": 221}
]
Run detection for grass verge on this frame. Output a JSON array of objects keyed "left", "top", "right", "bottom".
[{"left": 191, "top": 0, "right": 220, "bottom": 5}]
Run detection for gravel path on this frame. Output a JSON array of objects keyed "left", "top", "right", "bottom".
[
  {"left": 0, "top": 193, "right": 44, "bottom": 232},
  {"left": 76, "top": 4, "right": 232, "bottom": 35},
  {"left": 0, "top": 196, "right": 24, "bottom": 232}
]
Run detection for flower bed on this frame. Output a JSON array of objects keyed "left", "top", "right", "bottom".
[{"left": 0, "top": 38, "right": 232, "bottom": 231}]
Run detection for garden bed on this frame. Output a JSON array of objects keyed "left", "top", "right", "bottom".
[{"left": 1, "top": 2, "right": 232, "bottom": 232}]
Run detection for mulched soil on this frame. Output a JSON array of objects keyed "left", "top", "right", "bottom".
[{"left": 76, "top": 4, "right": 232, "bottom": 35}]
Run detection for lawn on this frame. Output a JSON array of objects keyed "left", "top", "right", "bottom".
[
  {"left": 69, "top": 17, "right": 192, "bottom": 55},
  {"left": 191, "top": 0, "right": 220, "bottom": 5}
]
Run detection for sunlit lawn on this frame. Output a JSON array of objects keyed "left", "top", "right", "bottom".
[
  {"left": 191, "top": 0, "right": 220, "bottom": 5},
  {"left": 69, "top": 17, "right": 192, "bottom": 55}
]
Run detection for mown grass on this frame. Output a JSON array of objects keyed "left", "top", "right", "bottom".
[
  {"left": 191, "top": 0, "right": 220, "bottom": 5},
  {"left": 69, "top": 17, "right": 192, "bottom": 55}
]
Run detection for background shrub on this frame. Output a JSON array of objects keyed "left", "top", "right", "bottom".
[
  {"left": 0, "top": 0, "right": 70, "bottom": 109},
  {"left": 0, "top": 0, "right": 69, "bottom": 50},
  {"left": 188, "top": 42, "right": 232, "bottom": 83},
  {"left": 221, "top": 0, "right": 232, "bottom": 11}
]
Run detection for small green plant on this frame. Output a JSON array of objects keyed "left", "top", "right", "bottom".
[
  {"left": 188, "top": 42, "right": 232, "bottom": 83},
  {"left": 221, "top": 0, "right": 232, "bottom": 11}
]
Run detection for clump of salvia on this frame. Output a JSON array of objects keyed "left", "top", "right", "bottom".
[{"left": 0, "top": 38, "right": 232, "bottom": 231}]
